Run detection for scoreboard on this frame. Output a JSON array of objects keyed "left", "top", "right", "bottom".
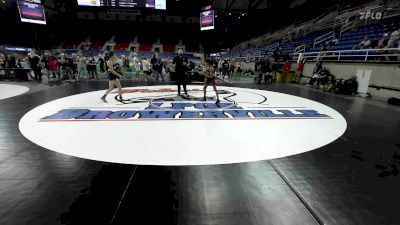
[
  {"left": 200, "top": 10, "right": 214, "bottom": 31},
  {"left": 77, "top": 0, "right": 166, "bottom": 10},
  {"left": 17, "top": 0, "right": 46, "bottom": 25}
]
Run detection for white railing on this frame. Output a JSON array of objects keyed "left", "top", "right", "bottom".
[
  {"left": 292, "top": 48, "right": 400, "bottom": 62},
  {"left": 282, "top": 32, "right": 291, "bottom": 44},
  {"left": 313, "top": 31, "right": 336, "bottom": 48},
  {"left": 267, "top": 42, "right": 280, "bottom": 51},
  {"left": 294, "top": 45, "right": 306, "bottom": 53},
  {"left": 232, "top": 48, "right": 400, "bottom": 62},
  {"left": 383, "top": 0, "right": 400, "bottom": 19},
  {"left": 229, "top": 0, "right": 387, "bottom": 56},
  {"left": 340, "top": 19, "right": 361, "bottom": 36}
]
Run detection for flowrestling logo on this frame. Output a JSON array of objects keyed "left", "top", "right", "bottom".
[
  {"left": 40, "top": 88, "right": 331, "bottom": 121},
  {"left": 359, "top": 10, "right": 382, "bottom": 20},
  {"left": 19, "top": 86, "right": 347, "bottom": 165}
]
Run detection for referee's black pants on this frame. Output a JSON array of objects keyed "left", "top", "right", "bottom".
[{"left": 176, "top": 72, "right": 187, "bottom": 96}]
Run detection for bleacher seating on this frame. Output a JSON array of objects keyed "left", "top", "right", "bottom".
[
  {"left": 58, "top": 33, "right": 202, "bottom": 60},
  {"left": 82, "top": 50, "right": 102, "bottom": 57},
  {"left": 114, "top": 35, "right": 134, "bottom": 51},
  {"left": 229, "top": 20, "right": 398, "bottom": 60},
  {"left": 228, "top": 0, "right": 399, "bottom": 61},
  {"left": 115, "top": 35, "right": 134, "bottom": 43},
  {"left": 64, "top": 49, "right": 78, "bottom": 55},
  {"left": 163, "top": 45, "right": 175, "bottom": 52},
  {"left": 114, "top": 43, "right": 130, "bottom": 51},
  {"left": 139, "top": 44, "right": 153, "bottom": 52},
  {"left": 89, "top": 42, "right": 105, "bottom": 51}
]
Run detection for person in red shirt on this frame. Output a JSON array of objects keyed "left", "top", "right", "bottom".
[
  {"left": 48, "top": 56, "right": 59, "bottom": 79},
  {"left": 282, "top": 59, "right": 291, "bottom": 82},
  {"left": 293, "top": 58, "right": 306, "bottom": 83}
]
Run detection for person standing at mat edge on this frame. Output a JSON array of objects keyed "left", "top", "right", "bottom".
[
  {"left": 203, "top": 59, "right": 220, "bottom": 104},
  {"left": 101, "top": 51, "right": 124, "bottom": 103},
  {"left": 173, "top": 49, "right": 189, "bottom": 96}
]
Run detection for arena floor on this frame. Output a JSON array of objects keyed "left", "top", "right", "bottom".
[{"left": 0, "top": 80, "right": 399, "bottom": 225}]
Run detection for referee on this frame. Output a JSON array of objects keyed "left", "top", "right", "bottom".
[{"left": 173, "top": 49, "right": 189, "bottom": 96}]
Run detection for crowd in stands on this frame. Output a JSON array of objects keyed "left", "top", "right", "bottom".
[
  {"left": 0, "top": 51, "right": 174, "bottom": 82},
  {"left": 315, "top": 24, "right": 400, "bottom": 62},
  {"left": 0, "top": 50, "right": 249, "bottom": 85}
]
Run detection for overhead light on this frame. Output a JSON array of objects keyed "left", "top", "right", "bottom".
[
  {"left": 229, "top": 13, "right": 231, "bottom": 15},
  {"left": 242, "top": 13, "right": 245, "bottom": 16}
]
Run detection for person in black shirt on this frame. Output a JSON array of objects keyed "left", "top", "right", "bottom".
[
  {"left": 99, "top": 57, "right": 105, "bottom": 73},
  {"left": 7, "top": 54, "right": 17, "bottom": 69},
  {"left": 41, "top": 53, "right": 50, "bottom": 79},
  {"left": 221, "top": 59, "right": 230, "bottom": 80},
  {"left": 172, "top": 49, "right": 189, "bottom": 96},
  {"left": 257, "top": 59, "right": 271, "bottom": 84},
  {"left": 189, "top": 61, "right": 195, "bottom": 71},
  {"left": 333, "top": 76, "right": 358, "bottom": 95},
  {"left": 28, "top": 53, "right": 42, "bottom": 80},
  {"left": 87, "top": 56, "right": 97, "bottom": 79},
  {"left": 307, "top": 63, "right": 325, "bottom": 87}
]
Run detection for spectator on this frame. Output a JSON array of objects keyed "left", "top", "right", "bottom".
[
  {"left": 254, "top": 59, "right": 260, "bottom": 73},
  {"left": 221, "top": 59, "right": 230, "bottom": 80},
  {"left": 324, "top": 75, "right": 336, "bottom": 92},
  {"left": 7, "top": 54, "right": 17, "bottom": 68},
  {"left": 131, "top": 53, "right": 141, "bottom": 78},
  {"left": 150, "top": 53, "right": 161, "bottom": 80},
  {"left": 48, "top": 56, "right": 59, "bottom": 79},
  {"left": 333, "top": 76, "right": 358, "bottom": 95},
  {"left": 218, "top": 58, "right": 224, "bottom": 74},
  {"left": 388, "top": 26, "right": 400, "bottom": 61},
  {"left": 28, "top": 52, "right": 42, "bottom": 80},
  {"left": 150, "top": 53, "right": 157, "bottom": 68},
  {"left": 156, "top": 59, "right": 165, "bottom": 81},
  {"left": 0, "top": 54, "right": 6, "bottom": 68},
  {"left": 378, "top": 34, "right": 390, "bottom": 61},
  {"left": 189, "top": 61, "right": 195, "bottom": 71},
  {"left": 282, "top": 59, "right": 291, "bottom": 82},
  {"left": 306, "top": 62, "right": 323, "bottom": 87},
  {"left": 99, "top": 57, "right": 105, "bottom": 73},
  {"left": 123, "top": 55, "right": 130, "bottom": 69},
  {"left": 293, "top": 57, "right": 306, "bottom": 83},
  {"left": 142, "top": 57, "right": 150, "bottom": 81},
  {"left": 258, "top": 58, "right": 272, "bottom": 84},
  {"left": 317, "top": 67, "right": 332, "bottom": 87},
  {"left": 86, "top": 56, "right": 97, "bottom": 80},
  {"left": 77, "top": 56, "right": 86, "bottom": 79},
  {"left": 353, "top": 35, "right": 372, "bottom": 49},
  {"left": 273, "top": 47, "right": 283, "bottom": 62},
  {"left": 152, "top": 55, "right": 164, "bottom": 82},
  {"left": 229, "top": 60, "right": 235, "bottom": 80},
  {"left": 71, "top": 53, "right": 78, "bottom": 78},
  {"left": 236, "top": 60, "right": 243, "bottom": 77},
  {"left": 64, "top": 55, "right": 75, "bottom": 81},
  {"left": 16, "top": 58, "right": 22, "bottom": 68},
  {"left": 41, "top": 53, "right": 51, "bottom": 79},
  {"left": 388, "top": 27, "right": 400, "bottom": 48}
]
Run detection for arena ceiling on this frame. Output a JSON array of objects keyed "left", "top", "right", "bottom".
[{"left": 1, "top": 0, "right": 374, "bottom": 51}]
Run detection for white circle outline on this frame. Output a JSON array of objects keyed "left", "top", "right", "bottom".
[{"left": 19, "top": 85, "right": 347, "bottom": 166}]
